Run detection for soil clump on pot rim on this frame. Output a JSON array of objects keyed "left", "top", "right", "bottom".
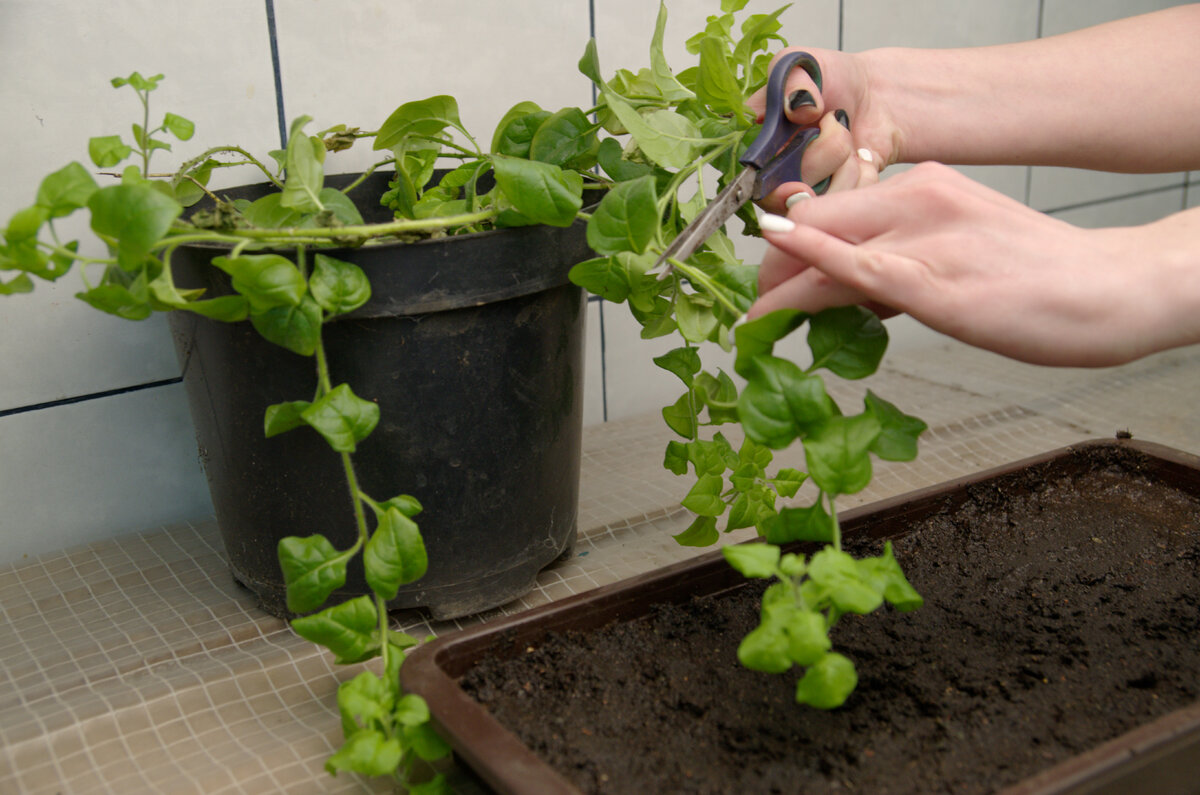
[{"left": 460, "top": 446, "right": 1200, "bottom": 794}]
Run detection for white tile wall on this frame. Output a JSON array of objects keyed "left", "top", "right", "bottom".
[{"left": 0, "top": 0, "right": 1194, "bottom": 562}]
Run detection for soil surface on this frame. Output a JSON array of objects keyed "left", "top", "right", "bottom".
[{"left": 460, "top": 447, "right": 1200, "bottom": 794}]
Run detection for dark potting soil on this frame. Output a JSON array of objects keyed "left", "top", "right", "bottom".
[{"left": 460, "top": 448, "right": 1200, "bottom": 794}]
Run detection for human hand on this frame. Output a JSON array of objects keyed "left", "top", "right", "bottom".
[
  {"left": 746, "top": 47, "right": 897, "bottom": 213},
  {"left": 748, "top": 162, "right": 1200, "bottom": 367}
]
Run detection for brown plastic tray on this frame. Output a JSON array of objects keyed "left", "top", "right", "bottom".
[{"left": 402, "top": 439, "right": 1200, "bottom": 795}]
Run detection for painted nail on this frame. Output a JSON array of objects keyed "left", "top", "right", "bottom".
[
  {"left": 728, "top": 314, "right": 748, "bottom": 346},
  {"left": 785, "top": 192, "right": 812, "bottom": 209},
  {"left": 759, "top": 214, "right": 796, "bottom": 233},
  {"left": 787, "top": 89, "right": 817, "bottom": 113},
  {"left": 834, "top": 109, "right": 850, "bottom": 129},
  {"left": 857, "top": 148, "right": 874, "bottom": 163}
]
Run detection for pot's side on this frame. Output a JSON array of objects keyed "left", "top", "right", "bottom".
[
  {"left": 402, "top": 439, "right": 1200, "bottom": 795},
  {"left": 169, "top": 173, "right": 591, "bottom": 619}
]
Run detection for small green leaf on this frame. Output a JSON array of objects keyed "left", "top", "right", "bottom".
[
  {"left": 596, "top": 137, "right": 654, "bottom": 183},
  {"left": 88, "top": 135, "right": 132, "bottom": 168},
  {"left": 764, "top": 501, "right": 835, "bottom": 545},
  {"left": 491, "top": 155, "right": 582, "bottom": 227},
  {"left": 301, "top": 383, "right": 380, "bottom": 453},
  {"left": 804, "top": 413, "right": 881, "bottom": 496},
  {"left": 737, "top": 623, "right": 792, "bottom": 674},
  {"left": 309, "top": 254, "right": 370, "bottom": 316},
  {"left": 784, "top": 610, "right": 832, "bottom": 667},
  {"left": 577, "top": 37, "right": 603, "bottom": 85},
  {"left": 264, "top": 401, "right": 312, "bottom": 438},
  {"left": 325, "top": 729, "right": 403, "bottom": 777},
  {"left": 681, "top": 473, "right": 724, "bottom": 517},
  {"left": 212, "top": 254, "right": 306, "bottom": 312},
  {"left": 732, "top": 309, "right": 807, "bottom": 378},
  {"left": 36, "top": 162, "right": 99, "bottom": 218},
  {"left": 661, "top": 391, "right": 697, "bottom": 439},
  {"left": 673, "top": 515, "right": 718, "bottom": 547},
  {"left": 663, "top": 440, "right": 690, "bottom": 476},
  {"left": 807, "top": 547, "right": 884, "bottom": 615},
  {"left": 394, "top": 693, "right": 431, "bottom": 727},
  {"left": 602, "top": 92, "right": 700, "bottom": 170},
  {"left": 278, "top": 535, "right": 348, "bottom": 614},
  {"left": 722, "top": 543, "right": 780, "bottom": 578},
  {"left": 794, "top": 652, "right": 858, "bottom": 710},
  {"left": 530, "top": 107, "right": 600, "bottom": 170},
  {"left": 696, "top": 36, "right": 747, "bottom": 117},
  {"left": 568, "top": 256, "right": 631, "bottom": 302},
  {"left": 280, "top": 117, "right": 326, "bottom": 213},
  {"left": 586, "top": 175, "right": 658, "bottom": 255},
  {"left": 374, "top": 95, "right": 463, "bottom": 151},
  {"left": 363, "top": 508, "right": 428, "bottom": 600},
  {"left": 291, "top": 595, "right": 380, "bottom": 664},
  {"left": 491, "top": 101, "right": 545, "bottom": 154},
  {"left": 376, "top": 494, "right": 423, "bottom": 518},
  {"left": 808, "top": 306, "right": 888, "bottom": 379},
  {"left": 857, "top": 542, "right": 923, "bottom": 612},
  {"left": 769, "top": 467, "right": 806, "bottom": 498},
  {"left": 653, "top": 347, "right": 701, "bottom": 388},
  {"left": 0, "top": 273, "right": 34, "bottom": 295},
  {"left": 251, "top": 296, "right": 322, "bottom": 356},
  {"left": 87, "top": 183, "right": 182, "bottom": 268},
  {"left": 865, "top": 390, "right": 927, "bottom": 462},
  {"left": 650, "top": 2, "right": 696, "bottom": 101},
  {"left": 337, "top": 671, "right": 392, "bottom": 735},
  {"left": 675, "top": 291, "right": 719, "bottom": 343},
  {"left": 76, "top": 283, "right": 153, "bottom": 320},
  {"left": 162, "top": 112, "right": 195, "bottom": 141},
  {"left": 402, "top": 721, "right": 453, "bottom": 761},
  {"left": 738, "top": 356, "right": 838, "bottom": 449}
]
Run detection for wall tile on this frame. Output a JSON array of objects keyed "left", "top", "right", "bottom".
[
  {"left": 0, "top": 385, "right": 212, "bottom": 566},
  {"left": 1028, "top": 167, "right": 1184, "bottom": 212},
  {"left": 1047, "top": 187, "right": 1185, "bottom": 228},
  {"left": 884, "top": 163, "right": 1028, "bottom": 202},
  {"left": 270, "top": 0, "right": 594, "bottom": 178},
  {"left": 1040, "top": 0, "right": 1190, "bottom": 36},
  {"left": 0, "top": 0, "right": 280, "bottom": 409},
  {"left": 842, "top": 0, "right": 1039, "bottom": 50}
]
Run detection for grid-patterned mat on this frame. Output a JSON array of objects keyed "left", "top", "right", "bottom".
[{"left": 3, "top": 340, "right": 1198, "bottom": 794}]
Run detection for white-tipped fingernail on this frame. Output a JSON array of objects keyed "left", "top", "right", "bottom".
[
  {"left": 758, "top": 213, "right": 795, "bottom": 233},
  {"left": 857, "top": 148, "right": 874, "bottom": 163},
  {"left": 785, "top": 192, "right": 811, "bottom": 209},
  {"left": 728, "top": 314, "right": 748, "bottom": 345}
]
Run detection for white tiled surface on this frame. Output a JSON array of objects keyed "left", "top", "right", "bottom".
[
  {"left": 2, "top": 337, "right": 1198, "bottom": 794},
  {"left": 1, "top": 0, "right": 1196, "bottom": 563}
]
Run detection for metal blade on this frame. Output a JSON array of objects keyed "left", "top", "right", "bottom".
[{"left": 650, "top": 166, "right": 758, "bottom": 279}]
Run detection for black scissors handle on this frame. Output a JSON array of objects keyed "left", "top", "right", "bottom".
[{"left": 741, "top": 50, "right": 837, "bottom": 199}]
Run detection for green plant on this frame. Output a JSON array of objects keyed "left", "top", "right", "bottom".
[{"left": 568, "top": 1, "right": 928, "bottom": 709}]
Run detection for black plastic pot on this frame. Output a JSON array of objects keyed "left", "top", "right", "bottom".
[{"left": 169, "top": 172, "right": 590, "bottom": 619}]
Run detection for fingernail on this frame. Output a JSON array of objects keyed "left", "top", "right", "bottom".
[
  {"left": 834, "top": 109, "right": 850, "bottom": 129},
  {"left": 787, "top": 89, "right": 817, "bottom": 112},
  {"left": 759, "top": 214, "right": 795, "bottom": 233},
  {"left": 728, "top": 313, "right": 748, "bottom": 345},
  {"left": 857, "top": 148, "right": 874, "bottom": 163},
  {"left": 785, "top": 192, "right": 811, "bottom": 209}
]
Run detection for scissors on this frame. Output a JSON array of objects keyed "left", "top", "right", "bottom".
[{"left": 651, "top": 50, "right": 837, "bottom": 279}]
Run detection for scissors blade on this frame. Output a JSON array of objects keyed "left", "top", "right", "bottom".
[{"left": 650, "top": 165, "right": 759, "bottom": 279}]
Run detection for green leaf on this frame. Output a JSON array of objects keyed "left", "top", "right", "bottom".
[
  {"left": 732, "top": 309, "right": 807, "bottom": 378},
  {"left": 770, "top": 467, "right": 806, "bottom": 498},
  {"left": 529, "top": 107, "right": 600, "bottom": 170},
  {"left": 264, "top": 401, "right": 312, "bottom": 438},
  {"left": 337, "top": 672, "right": 391, "bottom": 737},
  {"left": 662, "top": 391, "right": 697, "bottom": 438},
  {"left": 738, "top": 355, "right": 838, "bottom": 449},
  {"left": 663, "top": 440, "right": 690, "bottom": 476},
  {"left": 794, "top": 652, "right": 858, "bottom": 710},
  {"left": 291, "top": 595, "right": 380, "bottom": 664},
  {"left": 650, "top": 2, "right": 696, "bottom": 101},
  {"left": 4, "top": 205, "right": 50, "bottom": 275},
  {"left": 88, "top": 135, "right": 132, "bottom": 168},
  {"left": 804, "top": 413, "right": 881, "bottom": 495},
  {"left": 864, "top": 390, "right": 927, "bottom": 462},
  {"left": 241, "top": 193, "right": 305, "bottom": 229},
  {"left": 374, "top": 95, "right": 463, "bottom": 151},
  {"left": 76, "top": 283, "right": 153, "bottom": 320},
  {"left": 212, "top": 253, "right": 306, "bottom": 311},
  {"left": 857, "top": 541, "right": 923, "bottom": 612},
  {"left": 278, "top": 534, "right": 348, "bottom": 614},
  {"left": 403, "top": 721, "right": 453, "bottom": 761},
  {"left": 0, "top": 273, "right": 34, "bottom": 295},
  {"left": 491, "top": 155, "right": 582, "bottom": 227},
  {"left": 181, "top": 295, "right": 250, "bottom": 322},
  {"left": 807, "top": 547, "right": 884, "bottom": 615},
  {"left": 737, "top": 623, "right": 792, "bottom": 674},
  {"left": 162, "top": 112, "right": 194, "bottom": 141},
  {"left": 673, "top": 515, "right": 719, "bottom": 547},
  {"left": 492, "top": 110, "right": 553, "bottom": 159},
  {"left": 280, "top": 116, "right": 326, "bottom": 213},
  {"left": 696, "top": 36, "right": 747, "bottom": 117},
  {"left": 316, "top": 188, "right": 365, "bottom": 226},
  {"left": 36, "top": 162, "right": 99, "bottom": 218},
  {"left": 363, "top": 508, "right": 428, "bottom": 600},
  {"left": 808, "top": 306, "right": 888, "bottom": 379},
  {"left": 681, "top": 473, "right": 724, "bottom": 517},
  {"left": 577, "top": 37, "right": 603, "bottom": 85},
  {"left": 723, "top": 543, "right": 780, "bottom": 578},
  {"left": 675, "top": 291, "right": 719, "bottom": 343},
  {"left": 784, "top": 610, "right": 832, "bottom": 667},
  {"left": 377, "top": 494, "right": 423, "bottom": 518},
  {"left": 602, "top": 92, "right": 700, "bottom": 170},
  {"left": 568, "top": 256, "right": 630, "bottom": 302},
  {"left": 596, "top": 137, "right": 654, "bottom": 183},
  {"left": 301, "top": 383, "right": 380, "bottom": 453},
  {"left": 309, "top": 254, "right": 370, "bottom": 316},
  {"left": 586, "top": 175, "right": 658, "bottom": 255},
  {"left": 491, "top": 101, "right": 545, "bottom": 154},
  {"left": 87, "top": 183, "right": 182, "bottom": 268},
  {"left": 764, "top": 501, "right": 835, "bottom": 544},
  {"left": 250, "top": 296, "right": 322, "bottom": 357},
  {"left": 325, "top": 729, "right": 403, "bottom": 777},
  {"left": 694, "top": 369, "right": 739, "bottom": 424},
  {"left": 653, "top": 347, "right": 701, "bottom": 388}
]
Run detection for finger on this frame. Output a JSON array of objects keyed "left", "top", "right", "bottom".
[
  {"left": 747, "top": 48, "right": 827, "bottom": 125},
  {"left": 749, "top": 263, "right": 872, "bottom": 319},
  {"left": 757, "top": 181, "right": 816, "bottom": 215},
  {"left": 792, "top": 111, "right": 854, "bottom": 189},
  {"left": 757, "top": 233, "right": 813, "bottom": 296}
]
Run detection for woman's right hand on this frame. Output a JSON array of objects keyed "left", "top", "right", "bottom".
[{"left": 745, "top": 47, "right": 898, "bottom": 213}]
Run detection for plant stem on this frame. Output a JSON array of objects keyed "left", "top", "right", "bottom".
[{"left": 669, "top": 259, "right": 742, "bottom": 318}]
